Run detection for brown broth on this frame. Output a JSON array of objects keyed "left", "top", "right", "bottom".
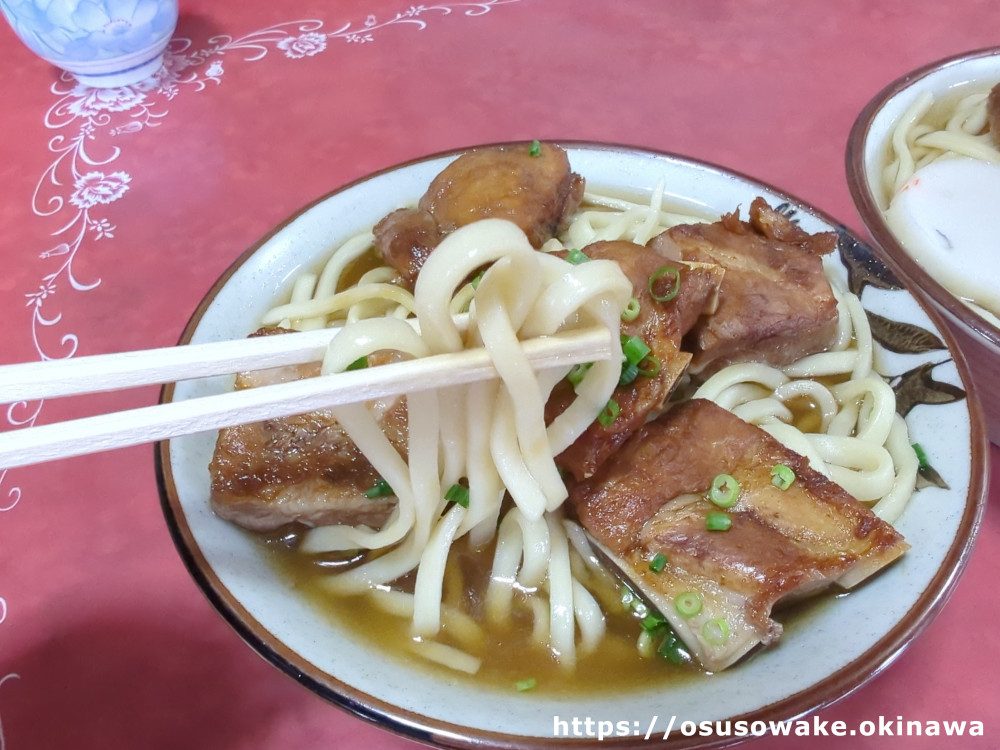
[
  {"left": 261, "top": 532, "right": 704, "bottom": 695},
  {"left": 336, "top": 248, "right": 385, "bottom": 292},
  {"left": 785, "top": 394, "right": 823, "bottom": 434}
]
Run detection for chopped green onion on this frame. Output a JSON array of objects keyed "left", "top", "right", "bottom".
[
  {"left": 648, "top": 265, "right": 681, "bottom": 302},
  {"left": 567, "top": 361, "right": 593, "bottom": 388},
  {"left": 770, "top": 463, "right": 796, "bottom": 490},
  {"left": 444, "top": 483, "right": 470, "bottom": 508},
  {"left": 702, "top": 618, "right": 730, "bottom": 646},
  {"left": 528, "top": 139, "right": 542, "bottom": 157},
  {"left": 674, "top": 591, "right": 702, "bottom": 618},
  {"left": 656, "top": 631, "right": 687, "bottom": 664},
  {"left": 618, "top": 361, "right": 639, "bottom": 386},
  {"left": 640, "top": 612, "right": 666, "bottom": 632},
  {"left": 364, "top": 478, "right": 394, "bottom": 498},
  {"left": 649, "top": 552, "right": 668, "bottom": 573},
  {"left": 620, "top": 587, "right": 635, "bottom": 611},
  {"left": 708, "top": 473, "right": 740, "bottom": 508},
  {"left": 515, "top": 677, "right": 537, "bottom": 691},
  {"left": 621, "top": 297, "right": 641, "bottom": 322},
  {"left": 597, "top": 399, "right": 620, "bottom": 427},
  {"left": 636, "top": 355, "right": 661, "bottom": 378},
  {"left": 636, "top": 630, "right": 655, "bottom": 658},
  {"left": 619, "top": 336, "right": 656, "bottom": 386},
  {"left": 705, "top": 512, "right": 732, "bottom": 531},
  {"left": 470, "top": 271, "right": 484, "bottom": 289},
  {"left": 565, "top": 247, "right": 590, "bottom": 264},
  {"left": 622, "top": 335, "right": 651, "bottom": 365},
  {"left": 346, "top": 355, "right": 368, "bottom": 371},
  {"left": 912, "top": 442, "right": 929, "bottom": 471}
]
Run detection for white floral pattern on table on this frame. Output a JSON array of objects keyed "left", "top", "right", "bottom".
[
  {"left": 0, "top": 6, "right": 519, "bottom": 744},
  {"left": 0, "top": 671, "right": 16, "bottom": 750},
  {"left": 1, "top": 0, "right": 519, "bottom": 506}
]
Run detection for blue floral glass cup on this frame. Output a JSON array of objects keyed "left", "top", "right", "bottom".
[{"left": 1, "top": 0, "right": 179, "bottom": 88}]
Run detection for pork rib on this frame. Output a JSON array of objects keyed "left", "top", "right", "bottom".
[
  {"left": 569, "top": 398, "right": 908, "bottom": 671},
  {"left": 649, "top": 198, "right": 839, "bottom": 376},
  {"left": 209, "top": 329, "right": 405, "bottom": 532}
]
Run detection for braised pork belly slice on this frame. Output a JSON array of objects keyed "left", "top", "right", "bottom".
[
  {"left": 374, "top": 142, "right": 584, "bottom": 286},
  {"left": 648, "top": 198, "right": 839, "bottom": 376},
  {"left": 548, "top": 240, "right": 723, "bottom": 482},
  {"left": 568, "top": 398, "right": 908, "bottom": 672},
  {"left": 209, "top": 328, "right": 406, "bottom": 532}
]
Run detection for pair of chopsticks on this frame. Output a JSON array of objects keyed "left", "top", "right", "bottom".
[{"left": 0, "top": 324, "right": 615, "bottom": 470}]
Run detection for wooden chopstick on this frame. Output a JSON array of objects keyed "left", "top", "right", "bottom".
[
  {"left": 0, "top": 326, "right": 614, "bottom": 469},
  {"left": 0, "top": 327, "right": 341, "bottom": 403},
  {"left": 0, "top": 314, "right": 469, "bottom": 404}
]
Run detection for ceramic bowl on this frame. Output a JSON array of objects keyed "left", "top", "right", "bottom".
[
  {"left": 846, "top": 47, "right": 1000, "bottom": 445},
  {"left": 0, "top": 0, "right": 178, "bottom": 88},
  {"left": 158, "top": 143, "right": 988, "bottom": 749}
]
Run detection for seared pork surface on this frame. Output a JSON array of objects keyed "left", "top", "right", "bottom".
[
  {"left": 648, "top": 198, "right": 839, "bottom": 376},
  {"left": 549, "top": 240, "right": 722, "bottom": 481},
  {"left": 569, "top": 398, "right": 908, "bottom": 671},
  {"left": 989, "top": 82, "right": 1000, "bottom": 149},
  {"left": 374, "top": 143, "right": 584, "bottom": 286},
  {"left": 209, "top": 328, "right": 405, "bottom": 531},
  {"left": 370, "top": 207, "right": 441, "bottom": 290}
]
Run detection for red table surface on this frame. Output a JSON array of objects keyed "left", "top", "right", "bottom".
[{"left": 1, "top": 2, "right": 998, "bottom": 749}]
